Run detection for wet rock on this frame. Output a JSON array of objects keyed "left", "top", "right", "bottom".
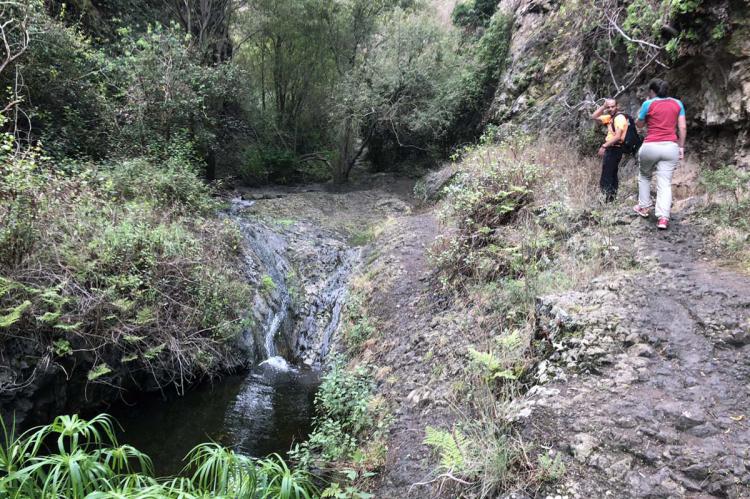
[
  {"left": 682, "top": 462, "right": 711, "bottom": 481},
  {"left": 608, "top": 455, "right": 634, "bottom": 479},
  {"left": 624, "top": 332, "right": 641, "bottom": 346},
  {"left": 687, "top": 423, "right": 721, "bottom": 438},
  {"left": 415, "top": 166, "right": 456, "bottom": 201},
  {"left": 675, "top": 411, "right": 706, "bottom": 431},
  {"left": 406, "top": 387, "right": 432, "bottom": 408},
  {"left": 726, "top": 328, "right": 750, "bottom": 347}
]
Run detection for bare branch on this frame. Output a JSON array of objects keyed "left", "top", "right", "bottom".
[
  {"left": 0, "top": 1, "right": 30, "bottom": 76},
  {"left": 605, "top": 12, "right": 663, "bottom": 51}
]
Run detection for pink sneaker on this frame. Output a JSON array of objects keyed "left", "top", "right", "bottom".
[
  {"left": 657, "top": 217, "right": 669, "bottom": 230},
  {"left": 633, "top": 205, "right": 650, "bottom": 218}
]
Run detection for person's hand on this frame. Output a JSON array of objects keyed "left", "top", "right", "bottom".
[
  {"left": 598, "top": 146, "right": 606, "bottom": 157},
  {"left": 679, "top": 147, "right": 684, "bottom": 160}
]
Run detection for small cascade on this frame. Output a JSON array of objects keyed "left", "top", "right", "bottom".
[
  {"left": 230, "top": 198, "right": 294, "bottom": 364},
  {"left": 310, "top": 247, "right": 360, "bottom": 361},
  {"left": 228, "top": 197, "right": 359, "bottom": 368}
]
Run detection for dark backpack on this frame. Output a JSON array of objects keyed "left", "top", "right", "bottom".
[{"left": 611, "top": 113, "right": 643, "bottom": 155}]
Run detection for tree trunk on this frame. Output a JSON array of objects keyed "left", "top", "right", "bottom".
[{"left": 333, "top": 116, "right": 354, "bottom": 184}]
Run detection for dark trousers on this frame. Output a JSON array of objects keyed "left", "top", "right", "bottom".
[{"left": 600, "top": 147, "right": 623, "bottom": 202}]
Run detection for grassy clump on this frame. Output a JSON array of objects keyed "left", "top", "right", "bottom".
[
  {"left": 0, "top": 413, "right": 317, "bottom": 498},
  {"left": 698, "top": 165, "right": 750, "bottom": 269},
  {"left": 340, "top": 292, "right": 377, "bottom": 353},
  {"left": 433, "top": 133, "right": 587, "bottom": 284},
  {"left": 0, "top": 135, "right": 252, "bottom": 394}
]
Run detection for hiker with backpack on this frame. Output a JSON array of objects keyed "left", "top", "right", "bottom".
[
  {"left": 590, "top": 98, "right": 640, "bottom": 202},
  {"left": 633, "top": 78, "right": 687, "bottom": 230}
]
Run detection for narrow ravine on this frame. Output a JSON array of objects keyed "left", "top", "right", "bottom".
[{"left": 110, "top": 179, "right": 414, "bottom": 474}]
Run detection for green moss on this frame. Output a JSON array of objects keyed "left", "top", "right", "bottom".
[{"left": 261, "top": 275, "right": 277, "bottom": 294}]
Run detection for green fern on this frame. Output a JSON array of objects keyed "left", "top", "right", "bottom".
[
  {"left": 468, "top": 347, "right": 518, "bottom": 381},
  {"left": 424, "top": 426, "right": 468, "bottom": 472},
  {"left": 0, "top": 300, "right": 31, "bottom": 328},
  {"left": 87, "top": 364, "right": 113, "bottom": 381}
]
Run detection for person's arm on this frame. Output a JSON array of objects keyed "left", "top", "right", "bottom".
[
  {"left": 677, "top": 115, "right": 687, "bottom": 160},
  {"left": 636, "top": 100, "right": 649, "bottom": 129},
  {"left": 591, "top": 102, "right": 607, "bottom": 120}
]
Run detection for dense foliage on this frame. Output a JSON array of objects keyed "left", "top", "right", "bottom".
[
  {"left": 291, "top": 355, "right": 385, "bottom": 467},
  {"left": 2, "top": 0, "right": 514, "bottom": 185},
  {"left": 0, "top": 129, "right": 252, "bottom": 396}
]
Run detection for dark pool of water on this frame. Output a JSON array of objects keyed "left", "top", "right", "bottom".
[{"left": 108, "top": 364, "right": 319, "bottom": 476}]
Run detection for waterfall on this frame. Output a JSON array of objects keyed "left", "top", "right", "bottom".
[
  {"left": 229, "top": 196, "right": 360, "bottom": 369},
  {"left": 230, "top": 199, "right": 293, "bottom": 367}
]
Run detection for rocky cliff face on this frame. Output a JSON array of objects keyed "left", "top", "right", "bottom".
[{"left": 488, "top": 0, "right": 750, "bottom": 171}]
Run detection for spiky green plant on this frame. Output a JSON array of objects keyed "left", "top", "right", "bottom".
[
  {"left": 258, "top": 454, "right": 316, "bottom": 499},
  {"left": 0, "top": 414, "right": 318, "bottom": 498}
]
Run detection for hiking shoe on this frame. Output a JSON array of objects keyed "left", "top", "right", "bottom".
[
  {"left": 633, "top": 205, "right": 650, "bottom": 218},
  {"left": 657, "top": 217, "right": 669, "bottom": 230}
]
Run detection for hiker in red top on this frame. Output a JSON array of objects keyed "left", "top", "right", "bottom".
[
  {"left": 591, "top": 98, "right": 628, "bottom": 202},
  {"left": 633, "top": 79, "right": 687, "bottom": 230}
]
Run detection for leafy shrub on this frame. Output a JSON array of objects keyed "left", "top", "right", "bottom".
[
  {"left": 341, "top": 292, "right": 376, "bottom": 352},
  {"left": 433, "top": 135, "right": 556, "bottom": 282},
  {"left": 314, "top": 357, "right": 374, "bottom": 436},
  {"left": 423, "top": 420, "right": 524, "bottom": 496},
  {"left": 476, "top": 12, "right": 513, "bottom": 81},
  {"left": 291, "top": 355, "right": 379, "bottom": 467},
  {"left": 701, "top": 165, "right": 750, "bottom": 204},
  {"left": 238, "top": 146, "right": 300, "bottom": 185},
  {"left": 0, "top": 140, "right": 45, "bottom": 266},
  {"left": 108, "top": 23, "right": 242, "bottom": 162},
  {"left": 7, "top": 4, "right": 113, "bottom": 158},
  {"left": 105, "top": 145, "right": 216, "bottom": 214},
  {"left": 698, "top": 165, "right": 750, "bottom": 267},
  {"left": 537, "top": 451, "right": 566, "bottom": 483},
  {"left": 468, "top": 332, "right": 526, "bottom": 384},
  {"left": 451, "top": 0, "right": 498, "bottom": 29}
]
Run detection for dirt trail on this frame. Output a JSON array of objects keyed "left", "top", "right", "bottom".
[
  {"left": 244, "top": 176, "right": 750, "bottom": 497},
  {"left": 361, "top": 212, "right": 453, "bottom": 495},
  {"left": 526, "top": 215, "right": 750, "bottom": 498}
]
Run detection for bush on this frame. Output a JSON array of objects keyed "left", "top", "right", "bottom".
[
  {"left": 9, "top": 4, "right": 113, "bottom": 158},
  {"left": 109, "top": 23, "right": 242, "bottom": 162},
  {"left": 105, "top": 155, "right": 216, "bottom": 214},
  {"left": 0, "top": 135, "right": 252, "bottom": 393},
  {"left": 291, "top": 355, "right": 384, "bottom": 468},
  {"left": 698, "top": 165, "right": 750, "bottom": 267},
  {"left": 451, "top": 0, "right": 498, "bottom": 29},
  {"left": 433, "top": 135, "right": 552, "bottom": 282}
]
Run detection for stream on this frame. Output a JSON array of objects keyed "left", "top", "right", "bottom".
[
  {"left": 110, "top": 195, "right": 360, "bottom": 475},
  {"left": 111, "top": 365, "right": 319, "bottom": 476}
]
